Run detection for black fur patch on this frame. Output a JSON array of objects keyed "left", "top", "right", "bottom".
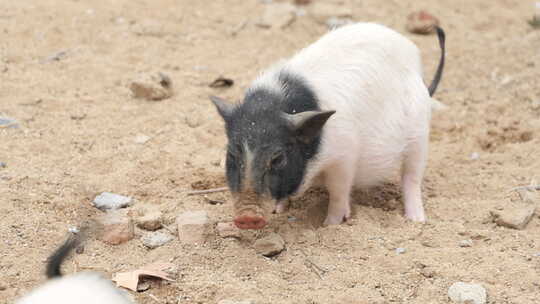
[{"left": 223, "top": 71, "right": 321, "bottom": 200}]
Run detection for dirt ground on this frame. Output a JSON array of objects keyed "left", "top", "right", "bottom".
[{"left": 1, "top": 0, "right": 540, "bottom": 303}]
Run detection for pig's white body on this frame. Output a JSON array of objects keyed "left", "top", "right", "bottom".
[
  {"left": 16, "top": 272, "right": 133, "bottom": 304},
  {"left": 253, "top": 23, "right": 435, "bottom": 224}
]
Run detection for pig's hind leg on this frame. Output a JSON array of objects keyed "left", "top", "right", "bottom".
[
  {"left": 322, "top": 162, "right": 354, "bottom": 226},
  {"left": 401, "top": 135, "right": 428, "bottom": 222}
]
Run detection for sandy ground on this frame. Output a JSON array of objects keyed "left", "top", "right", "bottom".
[{"left": 1, "top": 0, "right": 540, "bottom": 303}]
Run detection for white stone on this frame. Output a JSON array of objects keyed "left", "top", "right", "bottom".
[
  {"left": 448, "top": 282, "right": 487, "bottom": 304},
  {"left": 93, "top": 192, "right": 132, "bottom": 210},
  {"left": 176, "top": 211, "right": 209, "bottom": 244},
  {"left": 254, "top": 233, "right": 285, "bottom": 257}
]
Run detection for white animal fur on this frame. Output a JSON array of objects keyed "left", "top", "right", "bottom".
[
  {"left": 252, "top": 23, "right": 439, "bottom": 224},
  {"left": 15, "top": 273, "right": 133, "bottom": 304}
]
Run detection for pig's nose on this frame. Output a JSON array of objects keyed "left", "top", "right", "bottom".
[{"left": 234, "top": 215, "right": 267, "bottom": 229}]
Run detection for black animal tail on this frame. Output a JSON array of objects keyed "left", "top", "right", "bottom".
[
  {"left": 45, "top": 231, "right": 83, "bottom": 278},
  {"left": 428, "top": 26, "right": 446, "bottom": 97}
]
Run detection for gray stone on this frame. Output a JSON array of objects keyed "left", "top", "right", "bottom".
[
  {"left": 254, "top": 233, "right": 285, "bottom": 257},
  {"left": 256, "top": 3, "right": 296, "bottom": 29},
  {"left": 0, "top": 162, "right": 6, "bottom": 168},
  {"left": 395, "top": 247, "right": 406, "bottom": 254},
  {"left": 141, "top": 231, "right": 173, "bottom": 249},
  {"left": 176, "top": 210, "right": 209, "bottom": 244},
  {"left": 448, "top": 282, "right": 487, "bottom": 304},
  {"left": 0, "top": 117, "right": 19, "bottom": 129},
  {"left": 93, "top": 192, "right": 132, "bottom": 210}
]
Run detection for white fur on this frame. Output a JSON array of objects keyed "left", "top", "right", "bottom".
[
  {"left": 16, "top": 273, "right": 133, "bottom": 304},
  {"left": 252, "top": 23, "right": 437, "bottom": 224}
]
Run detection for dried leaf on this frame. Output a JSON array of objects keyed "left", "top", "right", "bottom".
[{"left": 112, "top": 262, "right": 175, "bottom": 291}]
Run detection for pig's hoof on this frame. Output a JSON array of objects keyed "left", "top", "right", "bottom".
[
  {"left": 273, "top": 200, "right": 289, "bottom": 214},
  {"left": 405, "top": 212, "right": 426, "bottom": 222},
  {"left": 234, "top": 215, "right": 267, "bottom": 230},
  {"left": 323, "top": 214, "right": 348, "bottom": 226}
]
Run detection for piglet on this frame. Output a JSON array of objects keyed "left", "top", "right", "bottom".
[
  {"left": 15, "top": 233, "right": 134, "bottom": 304},
  {"left": 211, "top": 22, "right": 446, "bottom": 229}
]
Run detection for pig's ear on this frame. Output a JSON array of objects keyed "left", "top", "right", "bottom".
[
  {"left": 284, "top": 110, "right": 336, "bottom": 141},
  {"left": 210, "top": 95, "right": 235, "bottom": 120}
]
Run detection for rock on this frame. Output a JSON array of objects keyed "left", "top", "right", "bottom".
[
  {"left": 0, "top": 162, "right": 6, "bottom": 168},
  {"left": 136, "top": 281, "right": 151, "bottom": 292},
  {"left": 185, "top": 114, "right": 202, "bottom": 128},
  {"left": 395, "top": 247, "right": 406, "bottom": 254},
  {"left": 470, "top": 152, "right": 480, "bottom": 160},
  {"left": 406, "top": 11, "right": 440, "bottom": 35},
  {"left": 176, "top": 211, "right": 209, "bottom": 244},
  {"left": 130, "top": 72, "right": 173, "bottom": 101},
  {"left": 459, "top": 239, "right": 473, "bottom": 247},
  {"left": 256, "top": 3, "right": 296, "bottom": 29},
  {"left": 134, "top": 134, "right": 151, "bottom": 144},
  {"left": 136, "top": 211, "right": 163, "bottom": 231},
  {"left": 99, "top": 210, "right": 135, "bottom": 245},
  {"left": 93, "top": 192, "right": 132, "bottom": 210},
  {"left": 490, "top": 203, "right": 536, "bottom": 230},
  {"left": 218, "top": 300, "right": 254, "bottom": 304},
  {"left": 0, "top": 117, "right": 19, "bottom": 129},
  {"left": 308, "top": 3, "right": 352, "bottom": 24},
  {"left": 326, "top": 17, "right": 354, "bottom": 29},
  {"left": 254, "top": 233, "right": 285, "bottom": 257},
  {"left": 141, "top": 231, "right": 174, "bottom": 249},
  {"left": 448, "top": 282, "right": 487, "bottom": 304},
  {"left": 216, "top": 222, "right": 241, "bottom": 238}
]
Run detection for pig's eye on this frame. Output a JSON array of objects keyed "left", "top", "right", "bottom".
[{"left": 270, "top": 152, "right": 287, "bottom": 169}]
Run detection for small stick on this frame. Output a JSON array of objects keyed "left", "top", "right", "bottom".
[
  {"left": 304, "top": 259, "right": 325, "bottom": 280},
  {"left": 186, "top": 187, "right": 228, "bottom": 195},
  {"left": 508, "top": 185, "right": 540, "bottom": 193}
]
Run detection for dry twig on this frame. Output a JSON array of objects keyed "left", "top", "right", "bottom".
[{"left": 186, "top": 187, "right": 228, "bottom": 195}]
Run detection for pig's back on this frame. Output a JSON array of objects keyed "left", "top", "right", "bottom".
[{"left": 286, "top": 23, "right": 432, "bottom": 187}]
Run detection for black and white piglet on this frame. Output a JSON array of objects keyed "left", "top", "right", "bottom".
[
  {"left": 211, "top": 22, "right": 446, "bottom": 229},
  {"left": 15, "top": 234, "right": 133, "bottom": 304}
]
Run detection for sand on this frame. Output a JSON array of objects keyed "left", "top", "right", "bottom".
[{"left": 1, "top": 0, "right": 539, "bottom": 303}]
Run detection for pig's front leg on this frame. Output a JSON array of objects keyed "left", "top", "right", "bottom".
[{"left": 323, "top": 163, "right": 354, "bottom": 226}]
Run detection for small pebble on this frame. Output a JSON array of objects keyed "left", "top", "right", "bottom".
[
  {"left": 254, "top": 233, "right": 285, "bottom": 257},
  {"left": 406, "top": 10, "right": 440, "bottom": 35},
  {"left": 459, "top": 239, "right": 473, "bottom": 247},
  {"left": 395, "top": 247, "right": 406, "bottom": 254},
  {"left": 216, "top": 222, "right": 241, "bottom": 238},
  {"left": 470, "top": 152, "right": 480, "bottom": 160},
  {"left": 256, "top": 3, "right": 296, "bottom": 29},
  {"left": 93, "top": 192, "right": 132, "bottom": 210},
  {"left": 134, "top": 134, "right": 151, "bottom": 144},
  {"left": 0, "top": 162, "right": 6, "bottom": 168},
  {"left": 136, "top": 281, "right": 151, "bottom": 292},
  {"left": 130, "top": 72, "right": 173, "bottom": 101},
  {"left": 141, "top": 231, "right": 174, "bottom": 249},
  {"left": 448, "top": 282, "right": 487, "bottom": 304},
  {"left": 68, "top": 226, "right": 80, "bottom": 234},
  {"left": 0, "top": 117, "right": 19, "bottom": 129},
  {"left": 136, "top": 211, "right": 163, "bottom": 231}
]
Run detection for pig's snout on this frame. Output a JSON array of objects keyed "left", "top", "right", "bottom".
[{"left": 234, "top": 214, "right": 267, "bottom": 229}]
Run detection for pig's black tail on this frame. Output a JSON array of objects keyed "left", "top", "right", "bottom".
[
  {"left": 428, "top": 26, "right": 446, "bottom": 97},
  {"left": 45, "top": 230, "right": 83, "bottom": 278}
]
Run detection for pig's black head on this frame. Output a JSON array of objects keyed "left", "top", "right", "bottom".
[{"left": 210, "top": 73, "right": 335, "bottom": 203}]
